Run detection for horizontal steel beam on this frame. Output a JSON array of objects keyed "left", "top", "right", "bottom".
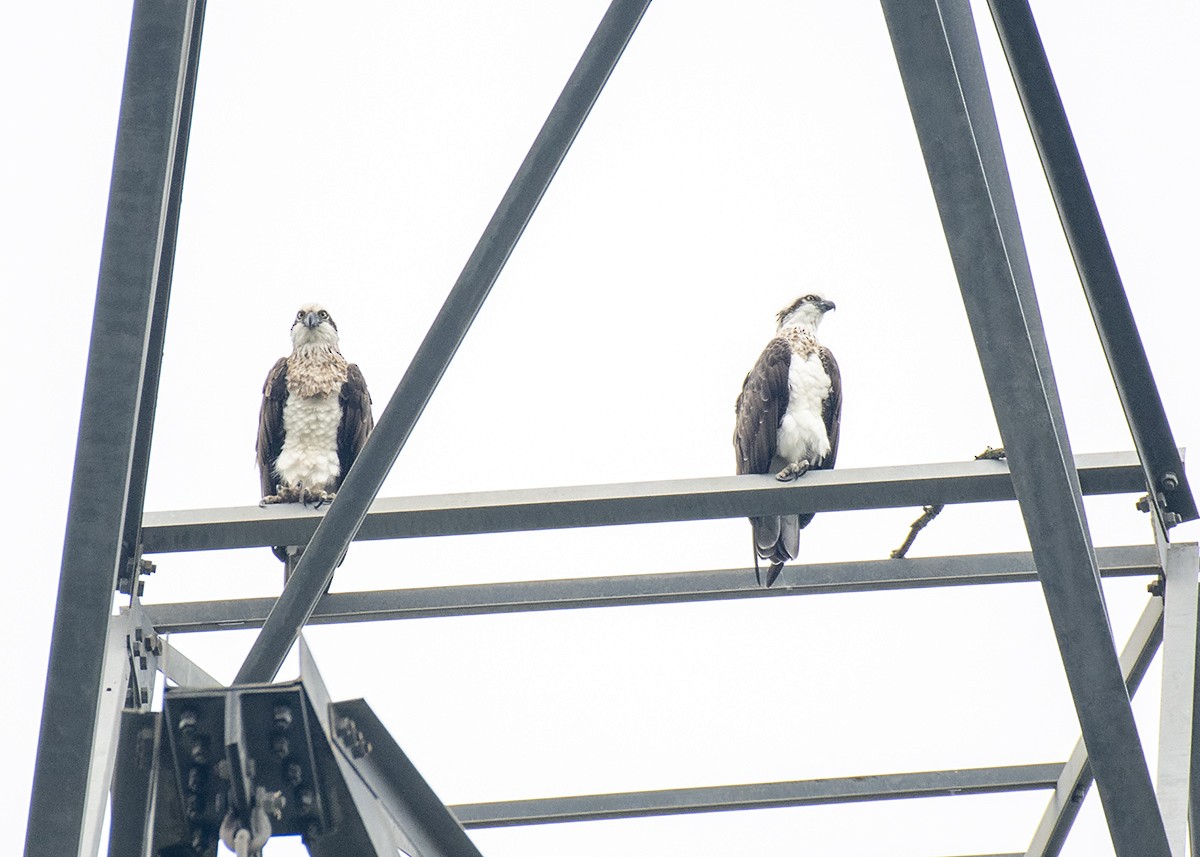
[
  {"left": 141, "top": 451, "right": 1147, "bottom": 554},
  {"left": 142, "top": 544, "right": 1162, "bottom": 634},
  {"left": 448, "top": 763, "right": 1063, "bottom": 827}
]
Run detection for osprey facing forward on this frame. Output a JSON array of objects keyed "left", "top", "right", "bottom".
[
  {"left": 734, "top": 294, "right": 841, "bottom": 587},
  {"left": 257, "top": 304, "right": 374, "bottom": 527}
]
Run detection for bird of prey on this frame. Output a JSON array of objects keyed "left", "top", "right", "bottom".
[
  {"left": 734, "top": 293, "right": 841, "bottom": 587},
  {"left": 257, "top": 303, "right": 374, "bottom": 559}
]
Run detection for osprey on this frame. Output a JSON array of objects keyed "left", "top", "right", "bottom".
[
  {"left": 257, "top": 303, "right": 374, "bottom": 559},
  {"left": 734, "top": 293, "right": 841, "bottom": 587}
]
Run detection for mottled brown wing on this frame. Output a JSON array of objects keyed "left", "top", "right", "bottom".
[
  {"left": 337, "top": 363, "right": 374, "bottom": 488},
  {"left": 734, "top": 337, "right": 792, "bottom": 475},
  {"left": 817, "top": 345, "right": 841, "bottom": 470},
  {"left": 256, "top": 357, "right": 289, "bottom": 497}
]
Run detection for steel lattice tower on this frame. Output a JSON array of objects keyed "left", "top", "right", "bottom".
[{"left": 25, "top": 2, "right": 1200, "bottom": 856}]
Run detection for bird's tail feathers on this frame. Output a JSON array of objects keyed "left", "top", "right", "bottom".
[
  {"left": 752, "top": 516, "right": 781, "bottom": 555},
  {"left": 751, "top": 515, "right": 800, "bottom": 588},
  {"left": 778, "top": 514, "right": 800, "bottom": 563},
  {"left": 762, "top": 561, "right": 785, "bottom": 588}
]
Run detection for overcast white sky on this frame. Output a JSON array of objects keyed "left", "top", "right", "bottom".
[{"left": 3, "top": 1, "right": 1199, "bottom": 854}]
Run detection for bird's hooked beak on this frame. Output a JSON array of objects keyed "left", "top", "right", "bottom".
[
  {"left": 819, "top": 298, "right": 836, "bottom": 313},
  {"left": 304, "top": 311, "right": 321, "bottom": 329}
]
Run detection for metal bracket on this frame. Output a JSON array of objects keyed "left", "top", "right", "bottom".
[
  {"left": 163, "top": 683, "right": 328, "bottom": 855},
  {"left": 118, "top": 554, "right": 156, "bottom": 599},
  {"left": 126, "top": 621, "right": 161, "bottom": 711}
]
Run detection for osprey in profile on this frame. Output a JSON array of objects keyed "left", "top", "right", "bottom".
[
  {"left": 734, "top": 293, "right": 841, "bottom": 588},
  {"left": 257, "top": 303, "right": 374, "bottom": 558}
]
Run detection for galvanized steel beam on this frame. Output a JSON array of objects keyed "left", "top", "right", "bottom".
[
  {"left": 879, "top": 1, "right": 1170, "bottom": 854},
  {"left": 117, "top": 0, "right": 208, "bottom": 594},
  {"left": 1192, "top": 588, "right": 1200, "bottom": 857},
  {"left": 300, "top": 641, "right": 483, "bottom": 857},
  {"left": 1024, "top": 595, "right": 1165, "bottom": 856},
  {"left": 25, "top": 1, "right": 204, "bottom": 853},
  {"left": 985, "top": 0, "right": 1196, "bottom": 526},
  {"left": 1157, "top": 544, "right": 1199, "bottom": 855},
  {"left": 234, "top": 0, "right": 653, "bottom": 686},
  {"left": 106, "top": 711, "right": 184, "bottom": 857},
  {"left": 324, "top": 700, "right": 486, "bottom": 857},
  {"left": 448, "top": 764, "right": 1063, "bottom": 827},
  {"left": 142, "top": 450, "right": 1147, "bottom": 554},
  {"left": 80, "top": 613, "right": 138, "bottom": 857},
  {"left": 142, "top": 544, "right": 1162, "bottom": 634}
]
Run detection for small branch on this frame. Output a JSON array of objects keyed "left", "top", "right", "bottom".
[
  {"left": 890, "top": 505, "right": 945, "bottom": 559},
  {"left": 889, "top": 445, "right": 1006, "bottom": 558}
]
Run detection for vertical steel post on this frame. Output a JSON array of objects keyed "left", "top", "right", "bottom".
[
  {"left": 1158, "top": 544, "right": 1199, "bottom": 856},
  {"left": 106, "top": 711, "right": 167, "bottom": 857},
  {"left": 1193, "top": 579, "right": 1200, "bottom": 857},
  {"left": 25, "top": 1, "right": 204, "bottom": 854},
  {"left": 879, "top": 1, "right": 1170, "bottom": 854},
  {"left": 985, "top": 0, "right": 1196, "bottom": 526},
  {"left": 234, "top": 0, "right": 654, "bottom": 685}
]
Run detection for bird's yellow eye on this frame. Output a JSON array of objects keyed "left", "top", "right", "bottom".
[
  {"left": 319, "top": 310, "right": 328, "bottom": 318},
  {"left": 296, "top": 311, "right": 304, "bottom": 319},
  {"left": 804, "top": 294, "right": 817, "bottom": 302}
]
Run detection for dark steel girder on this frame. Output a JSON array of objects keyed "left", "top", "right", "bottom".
[
  {"left": 234, "top": 0, "right": 653, "bottom": 686},
  {"left": 448, "top": 763, "right": 1063, "bottom": 827},
  {"left": 141, "top": 544, "right": 1161, "bottom": 634},
  {"left": 142, "top": 450, "right": 1146, "bottom": 554},
  {"left": 985, "top": 0, "right": 1196, "bottom": 526},
  {"left": 25, "top": 1, "right": 205, "bottom": 854},
  {"left": 879, "top": 1, "right": 1170, "bottom": 854}
]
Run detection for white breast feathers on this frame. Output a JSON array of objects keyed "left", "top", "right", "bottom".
[
  {"left": 275, "top": 389, "right": 344, "bottom": 493},
  {"left": 776, "top": 351, "right": 832, "bottom": 466}
]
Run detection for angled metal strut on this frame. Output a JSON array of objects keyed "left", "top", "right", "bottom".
[
  {"left": 26, "top": 1, "right": 206, "bottom": 854},
  {"left": 235, "top": 0, "right": 653, "bottom": 685},
  {"left": 879, "top": 1, "right": 1171, "bottom": 854},
  {"left": 985, "top": 0, "right": 1196, "bottom": 527}
]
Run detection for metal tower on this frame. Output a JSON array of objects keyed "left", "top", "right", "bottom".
[{"left": 25, "top": 1, "right": 1200, "bottom": 855}]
